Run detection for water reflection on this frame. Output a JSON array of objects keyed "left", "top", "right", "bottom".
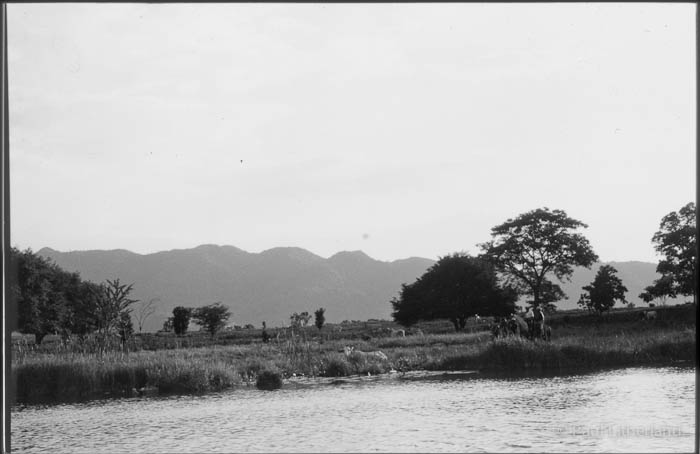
[{"left": 11, "top": 367, "right": 695, "bottom": 453}]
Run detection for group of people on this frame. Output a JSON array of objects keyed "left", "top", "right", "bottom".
[
  {"left": 523, "top": 305, "right": 546, "bottom": 339},
  {"left": 491, "top": 305, "right": 548, "bottom": 341}
]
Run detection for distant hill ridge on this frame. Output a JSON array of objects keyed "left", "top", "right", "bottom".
[
  {"left": 36, "top": 245, "right": 674, "bottom": 332},
  {"left": 36, "top": 245, "right": 435, "bottom": 332}
]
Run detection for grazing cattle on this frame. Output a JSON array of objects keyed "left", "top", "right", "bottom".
[
  {"left": 641, "top": 310, "right": 657, "bottom": 321},
  {"left": 343, "top": 346, "right": 388, "bottom": 361}
]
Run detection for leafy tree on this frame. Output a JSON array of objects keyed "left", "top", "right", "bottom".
[
  {"left": 11, "top": 248, "right": 67, "bottom": 344},
  {"left": 651, "top": 202, "right": 697, "bottom": 303},
  {"left": 44, "top": 267, "right": 78, "bottom": 339},
  {"left": 639, "top": 275, "right": 676, "bottom": 306},
  {"left": 524, "top": 279, "right": 565, "bottom": 314},
  {"left": 580, "top": 265, "right": 628, "bottom": 314},
  {"left": 391, "top": 253, "right": 517, "bottom": 332},
  {"left": 479, "top": 207, "right": 599, "bottom": 307},
  {"left": 314, "top": 308, "right": 326, "bottom": 331},
  {"left": 540, "top": 302, "right": 558, "bottom": 315},
  {"left": 192, "top": 302, "right": 232, "bottom": 337},
  {"left": 577, "top": 293, "right": 592, "bottom": 313},
  {"left": 172, "top": 306, "right": 192, "bottom": 336},
  {"left": 391, "top": 280, "right": 432, "bottom": 328},
  {"left": 134, "top": 297, "right": 159, "bottom": 333},
  {"left": 92, "top": 279, "right": 138, "bottom": 343},
  {"left": 63, "top": 279, "right": 102, "bottom": 340}
]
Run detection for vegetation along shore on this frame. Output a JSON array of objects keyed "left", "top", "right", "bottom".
[{"left": 11, "top": 304, "right": 695, "bottom": 405}]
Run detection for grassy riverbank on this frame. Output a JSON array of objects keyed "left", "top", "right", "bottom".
[{"left": 11, "top": 305, "right": 696, "bottom": 405}]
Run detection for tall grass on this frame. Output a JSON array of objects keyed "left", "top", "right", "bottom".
[
  {"left": 12, "top": 349, "right": 244, "bottom": 404},
  {"left": 425, "top": 326, "right": 696, "bottom": 373}
]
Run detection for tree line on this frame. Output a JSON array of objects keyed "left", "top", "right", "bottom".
[
  {"left": 162, "top": 306, "right": 327, "bottom": 342},
  {"left": 9, "top": 242, "right": 325, "bottom": 344},
  {"left": 392, "top": 203, "right": 697, "bottom": 330},
  {"left": 161, "top": 302, "right": 233, "bottom": 337},
  {"left": 8, "top": 248, "right": 237, "bottom": 345},
  {"left": 9, "top": 247, "right": 138, "bottom": 346}
]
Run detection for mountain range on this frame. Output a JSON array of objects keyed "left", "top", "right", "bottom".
[{"left": 36, "top": 245, "right": 676, "bottom": 332}]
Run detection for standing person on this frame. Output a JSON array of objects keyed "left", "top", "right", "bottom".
[
  {"left": 533, "top": 305, "right": 545, "bottom": 340},
  {"left": 262, "top": 321, "right": 270, "bottom": 343},
  {"left": 524, "top": 306, "right": 535, "bottom": 338}
]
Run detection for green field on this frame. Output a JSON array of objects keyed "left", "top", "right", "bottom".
[{"left": 11, "top": 304, "right": 696, "bottom": 405}]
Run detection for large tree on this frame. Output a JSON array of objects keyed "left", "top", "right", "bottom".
[
  {"left": 639, "top": 274, "right": 676, "bottom": 307},
  {"left": 651, "top": 202, "right": 697, "bottom": 303},
  {"left": 479, "top": 208, "right": 599, "bottom": 308},
  {"left": 11, "top": 248, "right": 68, "bottom": 344},
  {"left": 192, "top": 302, "right": 232, "bottom": 337},
  {"left": 172, "top": 306, "right": 192, "bottom": 336},
  {"left": 53, "top": 270, "right": 101, "bottom": 340},
  {"left": 314, "top": 308, "right": 326, "bottom": 331},
  {"left": 391, "top": 253, "right": 517, "bottom": 332},
  {"left": 579, "top": 264, "right": 628, "bottom": 314},
  {"left": 639, "top": 274, "right": 677, "bottom": 307}
]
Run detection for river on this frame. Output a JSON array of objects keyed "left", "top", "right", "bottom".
[{"left": 10, "top": 366, "right": 696, "bottom": 453}]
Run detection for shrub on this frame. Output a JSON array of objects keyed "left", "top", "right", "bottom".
[
  {"left": 256, "top": 370, "right": 283, "bottom": 390},
  {"left": 323, "top": 357, "right": 351, "bottom": 377}
]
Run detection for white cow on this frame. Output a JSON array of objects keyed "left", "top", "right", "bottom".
[
  {"left": 344, "top": 346, "right": 388, "bottom": 361},
  {"left": 642, "top": 310, "right": 658, "bottom": 321}
]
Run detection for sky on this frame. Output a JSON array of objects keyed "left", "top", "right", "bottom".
[{"left": 8, "top": 3, "right": 696, "bottom": 263}]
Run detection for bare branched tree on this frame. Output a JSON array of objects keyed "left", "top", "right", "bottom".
[{"left": 134, "top": 297, "right": 160, "bottom": 333}]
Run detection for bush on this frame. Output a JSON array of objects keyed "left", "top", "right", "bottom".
[
  {"left": 323, "top": 357, "right": 351, "bottom": 377},
  {"left": 256, "top": 370, "right": 283, "bottom": 390}
]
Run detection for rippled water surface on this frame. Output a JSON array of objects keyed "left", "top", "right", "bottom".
[{"left": 11, "top": 367, "right": 696, "bottom": 453}]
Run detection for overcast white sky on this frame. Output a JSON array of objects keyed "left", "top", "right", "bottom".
[{"left": 8, "top": 3, "right": 696, "bottom": 263}]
